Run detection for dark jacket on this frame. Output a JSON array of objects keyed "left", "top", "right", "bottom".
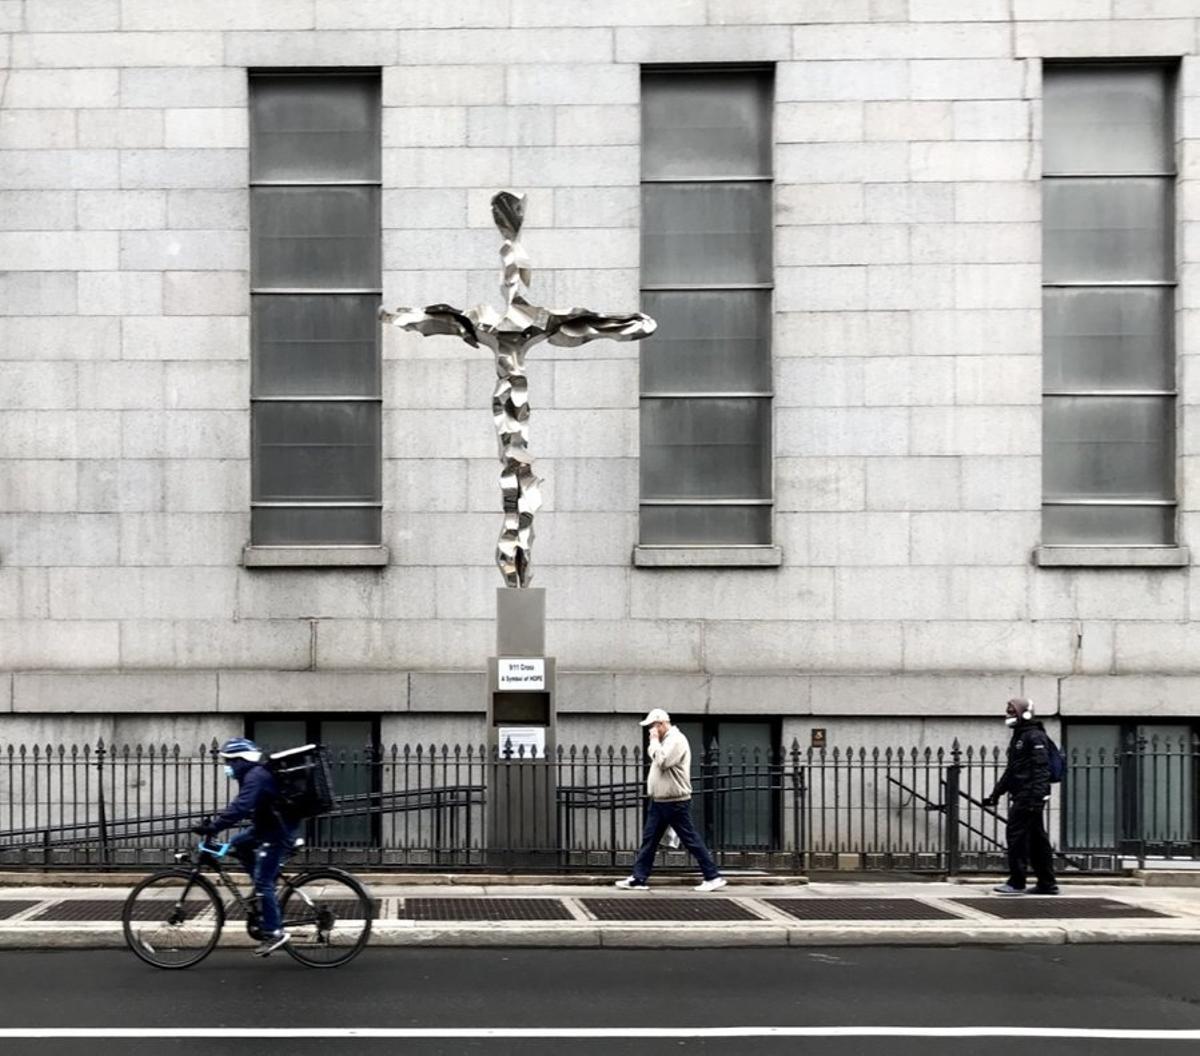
[
  {"left": 208, "top": 760, "right": 288, "bottom": 840},
  {"left": 990, "top": 719, "right": 1052, "bottom": 809}
]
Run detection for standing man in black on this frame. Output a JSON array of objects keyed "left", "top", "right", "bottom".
[{"left": 982, "top": 698, "right": 1059, "bottom": 895}]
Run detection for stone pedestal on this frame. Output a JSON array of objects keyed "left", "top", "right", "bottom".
[{"left": 487, "top": 587, "right": 557, "bottom": 865}]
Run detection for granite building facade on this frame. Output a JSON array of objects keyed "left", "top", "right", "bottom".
[{"left": 0, "top": 1, "right": 1199, "bottom": 800}]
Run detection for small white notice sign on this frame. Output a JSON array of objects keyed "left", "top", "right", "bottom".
[
  {"left": 497, "top": 725, "right": 546, "bottom": 758},
  {"left": 498, "top": 657, "right": 545, "bottom": 690}
]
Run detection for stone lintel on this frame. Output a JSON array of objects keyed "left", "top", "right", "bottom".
[
  {"left": 13, "top": 672, "right": 217, "bottom": 713},
  {"left": 217, "top": 671, "right": 410, "bottom": 713},
  {"left": 409, "top": 672, "right": 488, "bottom": 713}
]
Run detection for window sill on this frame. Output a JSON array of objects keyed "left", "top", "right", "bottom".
[
  {"left": 1033, "top": 546, "right": 1189, "bottom": 568},
  {"left": 633, "top": 545, "right": 783, "bottom": 568},
  {"left": 242, "top": 545, "right": 390, "bottom": 568}
]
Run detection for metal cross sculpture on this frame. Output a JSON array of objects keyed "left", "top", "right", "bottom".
[{"left": 380, "top": 191, "right": 656, "bottom": 588}]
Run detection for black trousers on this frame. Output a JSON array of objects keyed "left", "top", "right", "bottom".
[{"left": 1006, "top": 801, "right": 1056, "bottom": 889}]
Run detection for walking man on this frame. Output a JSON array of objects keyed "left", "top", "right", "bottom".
[
  {"left": 982, "top": 698, "right": 1059, "bottom": 895},
  {"left": 615, "top": 708, "right": 727, "bottom": 892}
]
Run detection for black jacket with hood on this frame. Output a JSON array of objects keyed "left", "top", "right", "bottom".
[
  {"left": 990, "top": 718, "right": 1052, "bottom": 809},
  {"left": 208, "top": 758, "right": 289, "bottom": 840}
]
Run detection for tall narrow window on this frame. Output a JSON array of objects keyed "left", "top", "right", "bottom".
[
  {"left": 249, "top": 72, "right": 382, "bottom": 548},
  {"left": 639, "top": 68, "right": 774, "bottom": 546},
  {"left": 1042, "top": 64, "right": 1176, "bottom": 546}
]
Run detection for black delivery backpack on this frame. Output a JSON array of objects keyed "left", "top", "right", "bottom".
[{"left": 268, "top": 743, "right": 335, "bottom": 823}]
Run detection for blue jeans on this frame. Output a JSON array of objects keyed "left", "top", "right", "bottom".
[
  {"left": 632, "top": 799, "right": 719, "bottom": 883},
  {"left": 230, "top": 828, "right": 291, "bottom": 934}
]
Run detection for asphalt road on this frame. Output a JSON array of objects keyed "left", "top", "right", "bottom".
[{"left": 2, "top": 946, "right": 1199, "bottom": 1055}]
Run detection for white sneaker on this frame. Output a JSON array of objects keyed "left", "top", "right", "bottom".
[
  {"left": 253, "top": 930, "right": 290, "bottom": 957},
  {"left": 694, "top": 877, "right": 727, "bottom": 892},
  {"left": 614, "top": 876, "right": 648, "bottom": 890}
]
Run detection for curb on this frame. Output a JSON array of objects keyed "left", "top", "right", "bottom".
[
  {"left": 6, "top": 921, "right": 1200, "bottom": 951},
  {"left": 1133, "top": 871, "right": 1200, "bottom": 888}
]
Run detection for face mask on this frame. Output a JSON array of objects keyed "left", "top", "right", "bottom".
[
  {"left": 223, "top": 765, "right": 235, "bottom": 778},
  {"left": 1005, "top": 716, "right": 1017, "bottom": 727}
]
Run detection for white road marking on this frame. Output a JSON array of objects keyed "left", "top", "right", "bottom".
[{"left": 1, "top": 1027, "right": 1200, "bottom": 1040}]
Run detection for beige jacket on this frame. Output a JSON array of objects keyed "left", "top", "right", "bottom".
[{"left": 646, "top": 725, "right": 692, "bottom": 802}]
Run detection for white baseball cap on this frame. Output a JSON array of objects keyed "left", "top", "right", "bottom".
[{"left": 639, "top": 708, "right": 671, "bottom": 726}]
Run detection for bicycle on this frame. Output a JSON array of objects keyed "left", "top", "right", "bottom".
[{"left": 122, "top": 836, "right": 373, "bottom": 970}]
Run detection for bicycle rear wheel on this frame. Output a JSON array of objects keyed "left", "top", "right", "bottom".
[
  {"left": 280, "top": 868, "right": 372, "bottom": 968},
  {"left": 122, "top": 868, "right": 223, "bottom": 969}
]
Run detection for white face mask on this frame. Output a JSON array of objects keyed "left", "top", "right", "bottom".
[
  {"left": 223, "top": 765, "right": 235, "bottom": 778},
  {"left": 1005, "top": 716, "right": 1018, "bottom": 727}
]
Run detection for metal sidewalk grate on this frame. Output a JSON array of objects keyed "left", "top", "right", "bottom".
[
  {"left": 0, "top": 901, "right": 38, "bottom": 920},
  {"left": 31, "top": 899, "right": 211, "bottom": 922},
  {"left": 33, "top": 900, "right": 127, "bottom": 921},
  {"left": 232, "top": 898, "right": 382, "bottom": 920},
  {"left": 403, "top": 898, "right": 572, "bottom": 921},
  {"left": 953, "top": 897, "right": 1171, "bottom": 919},
  {"left": 34, "top": 897, "right": 380, "bottom": 922},
  {"left": 283, "top": 898, "right": 379, "bottom": 920},
  {"left": 766, "top": 898, "right": 962, "bottom": 921},
  {"left": 582, "top": 897, "right": 760, "bottom": 922}
]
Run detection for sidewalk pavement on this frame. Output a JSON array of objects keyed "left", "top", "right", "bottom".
[{"left": 3, "top": 873, "right": 1200, "bottom": 949}]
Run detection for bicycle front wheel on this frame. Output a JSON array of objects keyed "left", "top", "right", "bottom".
[
  {"left": 122, "top": 868, "right": 223, "bottom": 969},
  {"left": 280, "top": 868, "right": 372, "bottom": 968}
]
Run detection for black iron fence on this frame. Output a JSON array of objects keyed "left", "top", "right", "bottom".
[{"left": 0, "top": 737, "right": 1195, "bottom": 873}]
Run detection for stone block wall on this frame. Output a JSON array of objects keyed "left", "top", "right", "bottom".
[{"left": 0, "top": 1, "right": 1199, "bottom": 740}]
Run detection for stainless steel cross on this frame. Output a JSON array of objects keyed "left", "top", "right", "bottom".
[{"left": 381, "top": 191, "right": 656, "bottom": 588}]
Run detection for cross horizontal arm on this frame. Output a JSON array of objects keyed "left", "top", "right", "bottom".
[
  {"left": 379, "top": 304, "right": 480, "bottom": 348},
  {"left": 543, "top": 309, "right": 657, "bottom": 349}
]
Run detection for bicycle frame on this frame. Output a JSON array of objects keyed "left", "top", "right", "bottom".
[
  {"left": 186, "top": 839, "right": 319, "bottom": 922},
  {"left": 184, "top": 841, "right": 259, "bottom": 921}
]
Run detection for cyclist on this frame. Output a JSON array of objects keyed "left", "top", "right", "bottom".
[{"left": 191, "top": 737, "right": 295, "bottom": 957}]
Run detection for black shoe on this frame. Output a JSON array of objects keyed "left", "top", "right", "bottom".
[{"left": 1031, "top": 885, "right": 1060, "bottom": 895}]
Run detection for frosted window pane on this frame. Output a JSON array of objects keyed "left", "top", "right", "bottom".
[
  {"left": 641, "top": 397, "right": 771, "bottom": 501},
  {"left": 252, "top": 506, "right": 380, "bottom": 546},
  {"left": 1042, "top": 504, "right": 1173, "bottom": 546},
  {"left": 640, "top": 505, "right": 770, "bottom": 546},
  {"left": 641, "top": 290, "right": 771, "bottom": 394},
  {"left": 642, "top": 70, "right": 772, "bottom": 180},
  {"left": 252, "top": 187, "right": 381, "bottom": 289},
  {"left": 253, "top": 401, "right": 381, "bottom": 502},
  {"left": 1044, "top": 287, "right": 1172, "bottom": 392},
  {"left": 642, "top": 183, "right": 772, "bottom": 286},
  {"left": 1044, "top": 65, "right": 1171, "bottom": 175},
  {"left": 1043, "top": 396, "right": 1174, "bottom": 500},
  {"left": 253, "top": 294, "right": 380, "bottom": 397},
  {"left": 251, "top": 75, "right": 381, "bottom": 182},
  {"left": 1043, "top": 178, "right": 1172, "bottom": 283}
]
